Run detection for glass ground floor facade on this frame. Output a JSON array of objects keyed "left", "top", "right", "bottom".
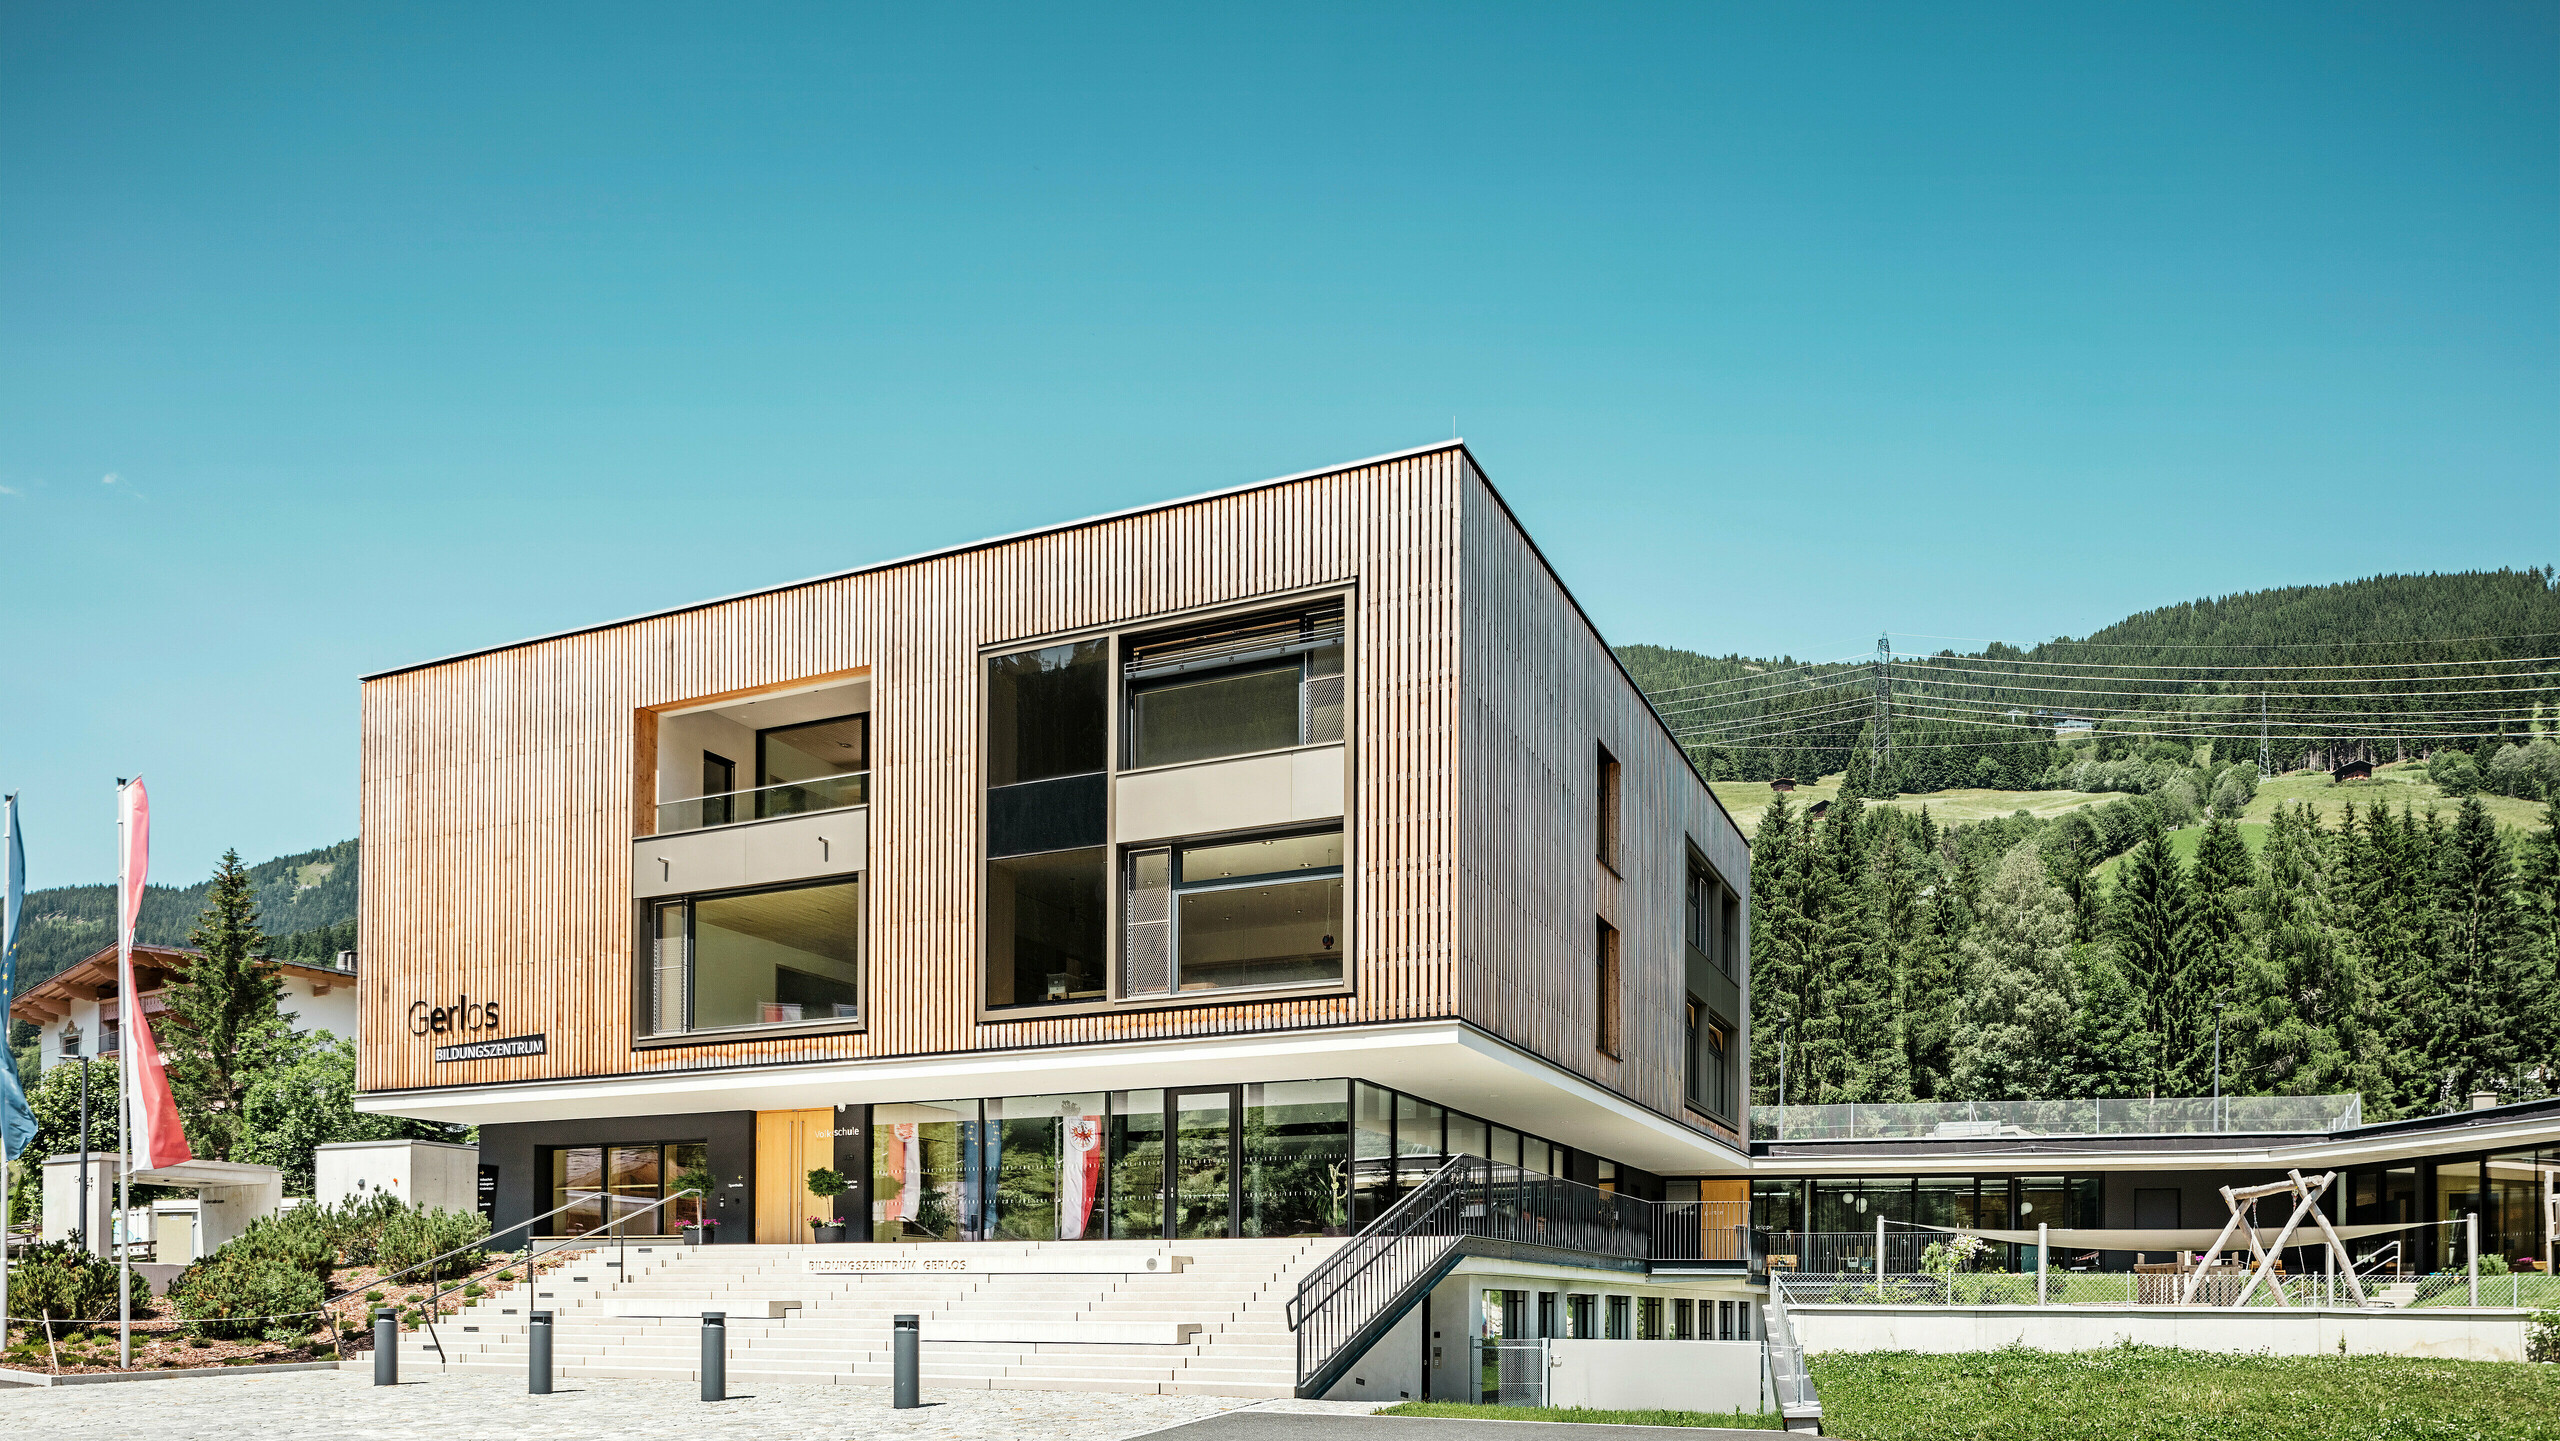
[{"left": 502, "top": 1076, "right": 1675, "bottom": 1242}]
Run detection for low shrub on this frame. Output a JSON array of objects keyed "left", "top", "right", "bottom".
[
  {"left": 317, "top": 1190, "right": 411, "bottom": 1268},
  {"left": 2530, "top": 1307, "right": 2560, "bottom": 1365},
  {"left": 170, "top": 1251, "right": 326, "bottom": 1341},
  {"left": 211, "top": 1209, "right": 335, "bottom": 1282},
  {"left": 378, "top": 1206, "right": 489, "bottom": 1281},
  {"left": 6, "top": 1242, "right": 124, "bottom": 1321}
]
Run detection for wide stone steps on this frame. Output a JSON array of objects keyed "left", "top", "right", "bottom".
[{"left": 381, "top": 1237, "right": 1332, "bottom": 1398}]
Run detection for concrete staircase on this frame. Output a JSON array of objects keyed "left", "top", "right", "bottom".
[
  {"left": 2367, "top": 1280, "right": 2422, "bottom": 1309},
  {"left": 377, "top": 1238, "right": 1341, "bottom": 1398}
]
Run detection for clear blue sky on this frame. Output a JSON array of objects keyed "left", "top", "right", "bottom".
[{"left": 2, "top": 3, "right": 2552, "bottom": 889}]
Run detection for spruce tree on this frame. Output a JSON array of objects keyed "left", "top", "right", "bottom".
[
  {"left": 165, "top": 849, "right": 290, "bottom": 1160},
  {"left": 2427, "top": 796, "right": 2530, "bottom": 1101},
  {"left": 2242, "top": 802, "right": 2367, "bottom": 1097},
  {"left": 2108, "top": 820, "right": 2204, "bottom": 1094},
  {"left": 1746, "top": 792, "right": 1807, "bottom": 1108},
  {"left": 2069, "top": 944, "right": 2151, "bottom": 1097},
  {"left": 1946, "top": 843, "right": 2078, "bottom": 1100}
]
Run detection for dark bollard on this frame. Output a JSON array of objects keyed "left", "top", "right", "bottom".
[
  {"left": 701, "top": 1312, "right": 726, "bottom": 1402},
  {"left": 893, "top": 1313, "right": 919, "bottom": 1409},
  {"left": 373, "top": 1308, "right": 398, "bottom": 1386},
  {"left": 528, "top": 1310, "right": 553, "bottom": 1395}
]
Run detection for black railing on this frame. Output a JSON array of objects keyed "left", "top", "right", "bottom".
[{"left": 1287, "top": 1158, "right": 1659, "bottom": 1396}]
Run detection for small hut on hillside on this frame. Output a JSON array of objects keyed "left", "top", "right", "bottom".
[
  {"left": 1807, "top": 800, "right": 1832, "bottom": 820},
  {"left": 1769, "top": 778, "right": 1797, "bottom": 793},
  {"left": 2332, "top": 759, "right": 2374, "bottom": 783}
]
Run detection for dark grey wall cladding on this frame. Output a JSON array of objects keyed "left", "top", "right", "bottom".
[{"left": 476, "top": 1110, "right": 759, "bottom": 1242}]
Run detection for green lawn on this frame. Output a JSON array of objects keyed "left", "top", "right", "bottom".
[
  {"left": 1711, "top": 759, "right": 2546, "bottom": 849},
  {"left": 1373, "top": 1400, "right": 1781, "bottom": 1428},
  {"left": 1708, "top": 775, "right": 2122, "bottom": 840},
  {"left": 2239, "top": 761, "right": 2547, "bottom": 835},
  {"left": 1809, "top": 1346, "right": 2560, "bottom": 1441}
]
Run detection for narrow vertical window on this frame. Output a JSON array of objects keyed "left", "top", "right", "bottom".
[
  {"left": 1684, "top": 999, "right": 1702, "bottom": 1106},
  {"left": 1596, "top": 745, "right": 1621, "bottom": 872},
  {"left": 1595, "top": 918, "right": 1621, "bottom": 1058},
  {"left": 1706, "top": 1019, "right": 1732, "bottom": 1117}
]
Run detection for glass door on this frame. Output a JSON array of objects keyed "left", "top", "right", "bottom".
[{"left": 1170, "top": 1087, "right": 1237, "bottom": 1239}]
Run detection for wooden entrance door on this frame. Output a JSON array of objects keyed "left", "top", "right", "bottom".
[{"left": 756, "top": 1109, "right": 836, "bottom": 1243}]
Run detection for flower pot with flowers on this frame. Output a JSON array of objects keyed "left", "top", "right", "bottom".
[
  {"left": 679, "top": 1217, "right": 721, "bottom": 1246},
  {"left": 806, "top": 1168, "right": 851, "bottom": 1242}
]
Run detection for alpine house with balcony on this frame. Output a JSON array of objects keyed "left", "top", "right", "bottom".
[{"left": 354, "top": 443, "right": 1757, "bottom": 1399}]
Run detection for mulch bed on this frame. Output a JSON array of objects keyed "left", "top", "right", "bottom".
[{"left": 3, "top": 1249, "right": 586, "bottom": 1375}]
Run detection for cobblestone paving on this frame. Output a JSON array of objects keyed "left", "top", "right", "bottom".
[{"left": 0, "top": 1369, "right": 1386, "bottom": 1440}]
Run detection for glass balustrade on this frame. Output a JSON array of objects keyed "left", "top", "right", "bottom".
[{"left": 655, "top": 771, "right": 869, "bottom": 833}]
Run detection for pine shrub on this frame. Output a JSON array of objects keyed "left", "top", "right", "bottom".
[
  {"left": 171, "top": 1252, "right": 325, "bottom": 1341},
  {"left": 6, "top": 1242, "right": 122, "bottom": 1321}
]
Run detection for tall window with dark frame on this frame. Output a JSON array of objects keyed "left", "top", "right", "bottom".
[
  {"left": 1595, "top": 918, "right": 1621, "bottom": 1058},
  {"left": 1595, "top": 745, "right": 1621, "bottom": 872},
  {"left": 985, "top": 641, "right": 1111, "bottom": 1008}
]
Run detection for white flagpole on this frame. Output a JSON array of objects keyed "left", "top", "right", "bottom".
[
  {"left": 116, "top": 780, "right": 132, "bottom": 1368},
  {"left": 2, "top": 793, "right": 15, "bottom": 1354}
]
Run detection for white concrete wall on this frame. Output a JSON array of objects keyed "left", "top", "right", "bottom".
[
  {"left": 194, "top": 1175, "right": 285, "bottom": 1254},
  {"left": 41, "top": 1153, "right": 119, "bottom": 1255},
  {"left": 1791, "top": 1305, "right": 2533, "bottom": 1363},
  {"left": 1549, "top": 1340, "right": 1767, "bottom": 1414},
  {"left": 315, "top": 1139, "right": 481, "bottom": 1212},
  {"left": 1322, "top": 1302, "right": 1426, "bottom": 1403}
]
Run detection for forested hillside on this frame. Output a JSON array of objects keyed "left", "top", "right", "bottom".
[
  {"left": 1623, "top": 568, "right": 2560, "bottom": 788},
  {"left": 1620, "top": 568, "right": 2560, "bottom": 1121},
  {"left": 7, "top": 838, "right": 358, "bottom": 992}
]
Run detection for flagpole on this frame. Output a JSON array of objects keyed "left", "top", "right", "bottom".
[
  {"left": 116, "top": 781, "right": 132, "bottom": 1369},
  {"left": 2, "top": 793, "right": 18, "bottom": 1357}
]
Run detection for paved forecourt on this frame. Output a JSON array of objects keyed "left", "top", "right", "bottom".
[{"left": 0, "top": 1367, "right": 1388, "bottom": 1441}]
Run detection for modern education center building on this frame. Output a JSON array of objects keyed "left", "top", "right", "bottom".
[
  {"left": 352, "top": 442, "right": 2553, "bottom": 1397},
  {"left": 355, "top": 442, "right": 1755, "bottom": 1261}
]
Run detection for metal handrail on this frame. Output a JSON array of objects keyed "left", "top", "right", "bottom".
[
  {"left": 1762, "top": 1274, "right": 1823, "bottom": 1433},
  {"left": 393, "top": 1190, "right": 704, "bottom": 1368},
  {"left": 324, "top": 1188, "right": 702, "bottom": 1308},
  {"left": 1286, "top": 1157, "right": 1658, "bottom": 1396}
]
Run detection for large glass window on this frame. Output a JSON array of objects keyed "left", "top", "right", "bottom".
[
  {"left": 1124, "top": 603, "right": 1346, "bottom": 770},
  {"left": 2486, "top": 1150, "right": 2554, "bottom": 1269},
  {"left": 985, "top": 1092, "right": 1109, "bottom": 1242},
  {"left": 1106, "top": 1089, "right": 1167, "bottom": 1239},
  {"left": 871, "top": 1101, "right": 975, "bottom": 1242},
  {"left": 986, "top": 642, "right": 1109, "bottom": 1009},
  {"left": 647, "top": 877, "right": 861, "bottom": 1034},
  {"left": 1124, "top": 828, "right": 1344, "bottom": 996},
  {"left": 986, "top": 849, "right": 1108, "bottom": 1006},
  {"left": 545, "top": 1141, "right": 705, "bottom": 1237},
  {"left": 1242, "top": 1081, "right": 1351, "bottom": 1237},
  {"left": 755, "top": 714, "right": 870, "bottom": 819}
]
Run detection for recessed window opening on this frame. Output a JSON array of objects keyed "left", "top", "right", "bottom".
[
  {"left": 1124, "top": 828, "right": 1345, "bottom": 997},
  {"left": 1596, "top": 745, "right": 1621, "bottom": 871},
  {"left": 647, "top": 876, "right": 862, "bottom": 1034},
  {"left": 1124, "top": 603, "right": 1345, "bottom": 770},
  {"left": 653, "top": 677, "right": 870, "bottom": 835},
  {"left": 1595, "top": 918, "right": 1621, "bottom": 1058}
]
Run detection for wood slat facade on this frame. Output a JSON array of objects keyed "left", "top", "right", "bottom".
[{"left": 358, "top": 443, "right": 1748, "bottom": 1149}]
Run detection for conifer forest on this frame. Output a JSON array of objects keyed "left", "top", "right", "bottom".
[{"left": 1623, "top": 569, "right": 2560, "bottom": 1121}]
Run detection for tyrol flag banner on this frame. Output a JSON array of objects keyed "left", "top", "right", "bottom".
[{"left": 118, "top": 780, "right": 192, "bottom": 1170}]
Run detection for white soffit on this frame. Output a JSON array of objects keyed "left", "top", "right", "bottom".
[{"left": 357, "top": 1020, "right": 1750, "bottom": 1175}]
